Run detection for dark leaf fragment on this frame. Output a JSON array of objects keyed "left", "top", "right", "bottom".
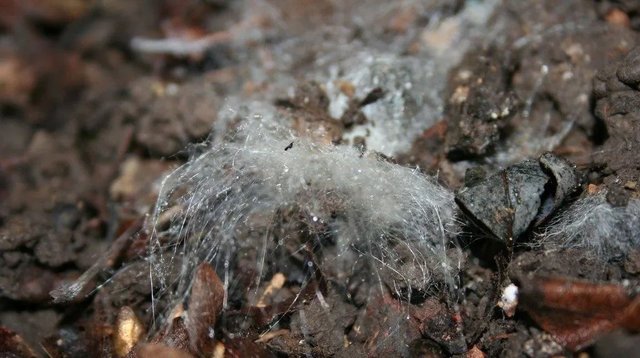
[
  {"left": 456, "top": 153, "right": 579, "bottom": 242},
  {"left": 456, "top": 160, "right": 547, "bottom": 242},
  {"left": 538, "top": 153, "right": 579, "bottom": 206}
]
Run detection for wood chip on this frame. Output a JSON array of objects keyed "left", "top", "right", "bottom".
[
  {"left": 254, "top": 329, "right": 290, "bottom": 343},
  {"left": 256, "top": 272, "right": 286, "bottom": 308},
  {"left": 113, "top": 306, "right": 144, "bottom": 357}
]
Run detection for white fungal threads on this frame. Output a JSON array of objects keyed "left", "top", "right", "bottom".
[
  {"left": 148, "top": 105, "right": 460, "bottom": 325},
  {"left": 536, "top": 193, "right": 640, "bottom": 259}
]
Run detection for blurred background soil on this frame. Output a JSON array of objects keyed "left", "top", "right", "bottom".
[{"left": 0, "top": 0, "right": 639, "bottom": 357}]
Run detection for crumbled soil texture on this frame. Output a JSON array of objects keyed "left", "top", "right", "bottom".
[{"left": 1, "top": 0, "right": 639, "bottom": 357}]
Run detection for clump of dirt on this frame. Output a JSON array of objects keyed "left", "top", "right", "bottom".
[
  {"left": 403, "top": 0, "right": 637, "bottom": 181},
  {"left": 593, "top": 46, "right": 640, "bottom": 191},
  {"left": 444, "top": 48, "right": 519, "bottom": 159}
]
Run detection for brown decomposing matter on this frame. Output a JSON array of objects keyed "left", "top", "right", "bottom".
[
  {"left": 516, "top": 275, "right": 640, "bottom": 351},
  {"left": 593, "top": 46, "right": 640, "bottom": 199}
]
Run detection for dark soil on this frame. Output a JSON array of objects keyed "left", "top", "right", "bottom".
[{"left": 1, "top": 0, "right": 639, "bottom": 357}]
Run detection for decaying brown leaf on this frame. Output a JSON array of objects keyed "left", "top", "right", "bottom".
[
  {"left": 185, "top": 262, "right": 225, "bottom": 354},
  {"left": 517, "top": 275, "right": 640, "bottom": 351}
]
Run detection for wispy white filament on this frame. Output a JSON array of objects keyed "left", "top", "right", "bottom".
[{"left": 148, "top": 106, "right": 459, "bottom": 324}]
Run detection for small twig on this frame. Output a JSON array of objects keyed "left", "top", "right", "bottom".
[
  {"left": 50, "top": 218, "right": 144, "bottom": 303},
  {"left": 131, "top": 32, "right": 232, "bottom": 56}
]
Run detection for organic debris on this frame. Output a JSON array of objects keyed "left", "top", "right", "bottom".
[
  {"left": 515, "top": 275, "right": 640, "bottom": 351},
  {"left": 184, "top": 263, "right": 225, "bottom": 354},
  {"left": 455, "top": 153, "right": 579, "bottom": 243},
  {"left": 113, "top": 307, "right": 144, "bottom": 357}
]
